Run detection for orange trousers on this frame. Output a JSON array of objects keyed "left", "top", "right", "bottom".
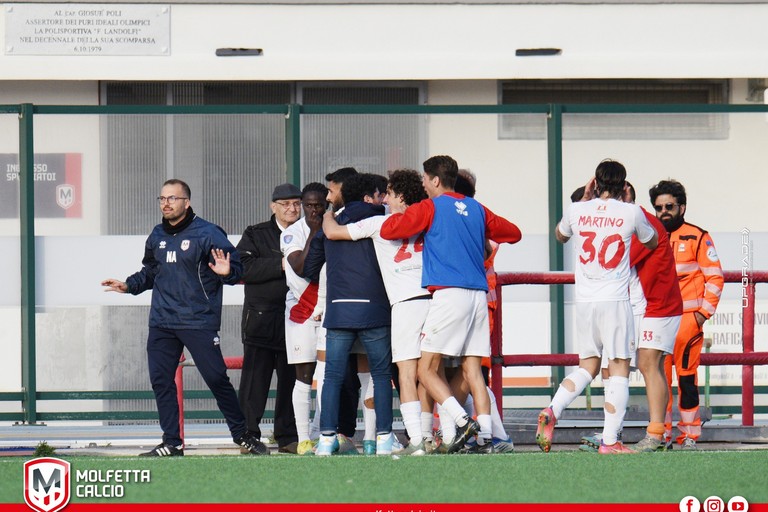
[{"left": 664, "top": 311, "right": 703, "bottom": 443}]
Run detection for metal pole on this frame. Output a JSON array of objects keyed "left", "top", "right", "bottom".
[
  {"left": 490, "top": 281, "right": 503, "bottom": 416},
  {"left": 285, "top": 103, "right": 301, "bottom": 185},
  {"left": 19, "top": 104, "right": 39, "bottom": 425},
  {"left": 742, "top": 282, "right": 755, "bottom": 426},
  {"left": 547, "top": 104, "right": 565, "bottom": 389}
]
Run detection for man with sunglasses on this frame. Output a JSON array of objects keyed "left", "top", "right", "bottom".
[
  {"left": 235, "top": 183, "right": 305, "bottom": 455},
  {"left": 649, "top": 179, "right": 724, "bottom": 450}
]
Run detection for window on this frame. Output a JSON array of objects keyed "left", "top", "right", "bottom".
[
  {"left": 103, "top": 81, "right": 291, "bottom": 236},
  {"left": 499, "top": 79, "right": 729, "bottom": 140},
  {"left": 298, "top": 83, "right": 424, "bottom": 185}
]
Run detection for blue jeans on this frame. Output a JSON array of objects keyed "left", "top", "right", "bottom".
[{"left": 320, "top": 326, "right": 393, "bottom": 434}]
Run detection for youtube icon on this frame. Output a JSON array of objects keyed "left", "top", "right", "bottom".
[{"left": 728, "top": 496, "right": 748, "bottom": 512}]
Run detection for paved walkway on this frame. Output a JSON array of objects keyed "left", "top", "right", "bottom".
[{"left": 2, "top": 413, "right": 766, "bottom": 456}]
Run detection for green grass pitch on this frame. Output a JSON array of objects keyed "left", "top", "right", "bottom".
[{"left": 2, "top": 451, "right": 767, "bottom": 504}]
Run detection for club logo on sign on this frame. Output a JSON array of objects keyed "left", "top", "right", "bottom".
[
  {"left": 23, "top": 457, "right": 71, "bottom": 512},
  {"left": 55, "top": 184, "right": 75, "bottom": 210}
]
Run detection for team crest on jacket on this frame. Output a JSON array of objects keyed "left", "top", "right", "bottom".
[
  {"left": 159, "top": 241, "right": 166, "bottom": 249},
  {"left": 181, "top": 240, "right": 190, "bottom": 251},
  {"left": 283, "top": 234, "right": 293, "bottom": 244},
  {"left": 455, "top": 201, "right": 468, "bottom": 217}
]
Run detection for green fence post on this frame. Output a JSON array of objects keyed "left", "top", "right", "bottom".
[
  {"left": 547, "top": 104, "right": 565, "bottom": 390},
  {"left": 19, "top": 103, "right": 39, "bottom": 425},
  {"left": 285, "top": 103, "right": 301, "bottom": 185}
]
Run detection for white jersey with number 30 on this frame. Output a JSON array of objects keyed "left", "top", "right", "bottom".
[
  {"left": 559, "top": 198, "right": 655, "bottom": 303},
  {"left": 346, "top": 214, "right": 426, "bottom": 305}
]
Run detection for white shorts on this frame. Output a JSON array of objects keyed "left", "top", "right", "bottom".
[
  {"left": 285, "top": 316, "right": 321, "bottom": 365},
  {"left": 316, "top": 325, "right": 326, "bottom": 353},
  {"left": 420, "top": 288, "right": 489, "bottom": 358},
  {"left": 602, "top": 312, "right": 641, "bottom": 369},
  {"left": 575, "top": 300, "right": 634, "bottom": 361},
  {"left": 391, "top": 298, "right": 430, "bottom": 363},
  {"left": 637, "top": 315, "right": 681, "bottom": 355}
]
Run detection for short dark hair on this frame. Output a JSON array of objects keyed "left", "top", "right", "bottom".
[
  {"left": 649, "top": 179, "right": 687, "bottom": 206},
  {"left": 423, "top": 155, "right": 458, "bottom": 190},
  {"left": 570, "top": 186, "right": 585, "bottom": 203},
  {"left": 369, "top": 173, "right": 388, "bottom": 196},
  {"left": 302, "top": 182, "right": 328, "bottom": 199},
  {"left": 594, "top": 159, "right": 626, "bottom": 199},
  {"left": 454, "top": 173, "right": 476, "bottom": 198},
  {"left": 388, "top": 169, "right": 427, "bottom": 206},
  {"left": 163, "top": 179, "right": 191, "bottom": 200},
  {"left": 625, "top": 181, "right": 636, "bottom": 203},
  {"left": 325, "top": 167, "right": 357, "bottom": 184},
  {"left": 340, "top": 173, "right": 369, "bottom": 204}
]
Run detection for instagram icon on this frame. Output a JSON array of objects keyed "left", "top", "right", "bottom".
[{"left": 705, "top": 496, "right": 725, "bottom": 512}]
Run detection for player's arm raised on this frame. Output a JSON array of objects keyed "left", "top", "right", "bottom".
[{"left": 380, "top": 200, "right": 433, "bottom": 240}]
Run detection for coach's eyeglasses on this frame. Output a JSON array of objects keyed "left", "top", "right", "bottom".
[
  {"left": 653, "top": 202, "right": 679, "bottom": 212},
  {"left": 274, "top": 200, "right": 302, "bottom": 210},
  {"left": 157, "top": 196, "right": 188, "bottom": 204}
]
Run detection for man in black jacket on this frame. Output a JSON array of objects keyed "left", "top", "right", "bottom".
[{"left": 236, "top": 183, "right": 302, "bottom": 454}]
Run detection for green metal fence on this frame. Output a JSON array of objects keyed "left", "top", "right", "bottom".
[{"left": 1, "top": 102, "right": 766, "bottom": 424}]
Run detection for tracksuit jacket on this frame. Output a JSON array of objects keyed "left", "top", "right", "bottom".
[{"left": 126, "top": 214, "right": 242, "bottom": 331}]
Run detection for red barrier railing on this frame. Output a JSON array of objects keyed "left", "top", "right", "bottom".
[{"left": 490, "top": 270, "right": 768, "bottom": 427}]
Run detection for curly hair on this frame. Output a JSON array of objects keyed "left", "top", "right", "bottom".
[
  {"left": 649, "top": 179, "right": 687, "bottom": 206},
  {"left": 388, "top": 169, "right": 427, "bottom": 206},
  {"left": 301, "top": 182, "right": 328, "bottom": 199}
]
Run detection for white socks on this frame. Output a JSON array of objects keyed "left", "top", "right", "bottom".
[
  {"left": 437, "top": 404, "right": 457, "bottom": 441},
  {"left": 421, "top": 411, "right": 435, "bottom": 440},
  {"left": 309, "top": 361, "right": 325, "bottom": 440},
  {"left": 399, "top": 401, "right": 423, "bottom": 442},
  {"left": 359, "top": 372, "right": 376, "bottom": 441},
  {"left": 602, "top": 376, "right": 629, "bottom": 445},
  {"left": 550, "top": 367, "right": 593, "bottom": 419},
  {"left": 487, "top": 387, "right": 509, "bottom": 440},
  {"left": 292, "top": 381, "right": 312, "bottom": 442}
]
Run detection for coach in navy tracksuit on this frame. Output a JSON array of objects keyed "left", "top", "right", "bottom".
[{"left": 101, "top": 179, "right": 266, "bottom": 457}]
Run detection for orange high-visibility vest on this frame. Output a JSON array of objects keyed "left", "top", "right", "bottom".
[{"left": 669, "top": 222, "right": 724, "bottom": 319}]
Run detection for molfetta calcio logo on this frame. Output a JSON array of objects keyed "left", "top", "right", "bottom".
[{"left": 23, "top": 457, "right": 71, "bottom": 512}]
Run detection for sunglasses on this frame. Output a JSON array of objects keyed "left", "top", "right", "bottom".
[{"left": 653, "top": 203, "right": 679, "bottom": 212}]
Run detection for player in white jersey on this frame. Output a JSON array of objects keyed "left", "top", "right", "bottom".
[
  {"left": 536, "top": 159, "right": 658, "bottom": 454},
  {"left": 280, "top": 183, "right": 329, "bottom": 454},
  {"left": 323, "top": 169, "right": 430, "bottom": 455}
]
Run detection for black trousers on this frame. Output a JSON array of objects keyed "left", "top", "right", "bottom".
[{"left": 239, "top": 344, "right": 298, "bottom": 447}]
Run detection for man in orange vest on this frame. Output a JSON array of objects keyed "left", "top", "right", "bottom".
[{"left": 649, "top": 179, "right": 724, "bottom": 450}]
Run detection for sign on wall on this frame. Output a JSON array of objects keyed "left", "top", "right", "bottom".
[
  {"left": 4, "top": 3, "right": 170, "bottom": 56},
  {"left": 0, "top": 153, "right": 82, "bottom": 218}
]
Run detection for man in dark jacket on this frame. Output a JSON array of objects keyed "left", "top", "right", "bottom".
[
  {"left": 236, "top": 183, "right": 302, "bottom": 454},
  {"left": 303, "top": 173, "right": 396, "bottom": 456},
  {"left": 102, "top": 179, "right": 264, "bottom": 456}
]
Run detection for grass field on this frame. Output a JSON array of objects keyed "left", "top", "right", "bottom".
[{"left": 2, "top": 450, "right": 767, "bottom": 505}]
